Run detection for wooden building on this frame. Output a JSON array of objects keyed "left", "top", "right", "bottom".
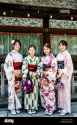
[{"left": 0, "top": 0, "right": 77, "bottom": 107}]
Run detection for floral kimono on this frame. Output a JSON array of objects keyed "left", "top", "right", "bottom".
[
  {"left": 4, "top": 50, "right": 23, "bottom": 111},
  {"left": 40, "top": 54, "right": 57, "bottom": 113},
  {"left": 56, "top": 50, "right": 73, "bottom": 113},
  {"left": 22, "top": 55, "right": 40, "bottom": 111}
]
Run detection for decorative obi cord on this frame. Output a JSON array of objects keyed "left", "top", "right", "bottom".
[
  {"left": 28, "top": 64, "right": 37, "bottom": 72},
  {"left": 13, "top": 62, "right": 22, "bottom": 70}
]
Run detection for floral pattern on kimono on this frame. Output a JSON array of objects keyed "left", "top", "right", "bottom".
[
  {"left": 40, "top": 54, "right": 57, "bottom": 113},
  {"left": 4, "top": 50, "right": 23, "bottom": 110},
  {"left": 22, "top": 55, "right": 40, "bottom": 110}
]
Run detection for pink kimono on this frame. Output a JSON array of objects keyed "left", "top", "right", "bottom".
[
  {"left": 56, "top": 50, "right": 73, "bottom": 113},
  {"left": 40, "top": 54, "right": 57, "bottom": 113}
]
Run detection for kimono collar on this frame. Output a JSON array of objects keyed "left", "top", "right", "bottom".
[
  {"left": 28, "top": 55, "right": 36, "bottom": 61},
  {"left": 45, "top": 53, "right": 54, "bottom": 58},
  {"left": 61, "top": 50, "right": 68, "bottom": 54},
  {"left": 12, "top": 50, "right": 19, "bottom": 54},
  {"left": 43, "top": 53, "right": 54, "bottom": 65},
  {"left": 60, "top": 50, "right": 68, "bottom": 64},
  {"left": 45, "top": 53, "right": 52, "bottom": 56}
]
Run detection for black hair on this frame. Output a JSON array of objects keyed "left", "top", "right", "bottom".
[
  {"left": 43, "top": 43, "right": 51, "bottom": 50},
  {"left": 13, "top": 39, "right": 21, "bottom": 48},
  {"left": 59, "top": 40, "right": 68, "bottom": 48},
  {"left": 28, "top": 44, "right": 36, "bottom": 50}
]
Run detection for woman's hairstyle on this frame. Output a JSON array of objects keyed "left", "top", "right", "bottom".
[
  {"left": 59, "top": 40, "right": 68, "bottom": 48},
  {"left": 43, "top": 43, "right": 51, "bottom": 49},
  {"left": 42, "top": 43, "right": 51, "bottom": 56},
  {"left": 11, "top": 39, "right": 21, "bottom": 48},
  {"left": 28, "top": 44, "right": 36, "bottom": 50}
]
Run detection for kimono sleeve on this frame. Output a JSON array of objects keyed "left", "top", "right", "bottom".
[
  {"left": 4, "top": 53, "right": 13, "bottom": 81},
  {"left": 36, "top": 57, "right": 42, "bottom": 76},
  {"left": 22, "top": 57, "right": 28, "bottom": 79},
  {"left": 62, "top": 53, "right": 73, "bottom": 77}
]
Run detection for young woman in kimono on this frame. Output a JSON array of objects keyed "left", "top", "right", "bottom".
[
  {"left": 56, "top": 40, "right": 73, "bottom": 115},
  {"left": 39, "top": 43, "right": 57, "bottom": 115},
  {"left": 22, "top": 45, "right": 40, "bottom": 114},
  {"left": 4, "top": 40, "right": 23, "bottom": 115}
]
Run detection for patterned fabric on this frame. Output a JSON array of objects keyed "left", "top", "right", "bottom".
[
  {"left": 40, "top": 54, "right": 57, "bottom": 113},
  {"left": 56, "top": 50, "right": 73, "bottom": 113},
  {"left": 4, "top": 50, "right": 23, "bottom": 110},
  {"left": 22, "top": 55, "right": 40, "bottom": 110}
]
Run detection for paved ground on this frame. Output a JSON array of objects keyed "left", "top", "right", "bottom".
[
  {"left": 0, "top": 102, "right": 77, "bottom": 117},
  {"left": 0, "top": 110, "right": 77, "bottom": 117}
]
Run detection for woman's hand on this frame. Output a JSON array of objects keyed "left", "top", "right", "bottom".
[
  {"left": 43, "top": 71, "right": 48, "bottom": 77},
  {"left": 23, "top": 77, "right": 26, "bottom": 81},
  {"left": 14, "top": 70, "right": 22, "bottom": 77}
]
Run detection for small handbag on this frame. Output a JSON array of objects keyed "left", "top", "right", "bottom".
[{"left": 23, "top": 72, "right": 34, "bottom": 94}]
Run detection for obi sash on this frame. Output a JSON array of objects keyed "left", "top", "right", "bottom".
[
  {"left": 13, "top": 62, "right": 22, "bottom": 70},
  {"left": 43, "top": 64, "right": 51, "bottom": 71},
  {"left": 28, "top": 64, "right": 37, "bottom": 72},
  {"left": 57, "top": 61, "right": 64, "bottom": 69}
]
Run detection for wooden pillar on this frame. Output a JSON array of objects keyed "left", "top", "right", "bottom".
[
  {"left": 43, "top": 15, "right": 50, "bottom": 45},
  {"left": 1, "top": 64, "right": 5, "bottom": 96}
]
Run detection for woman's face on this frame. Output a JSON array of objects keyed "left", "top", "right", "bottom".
[
  {"left": 59, "top": 43, "right": 66, "bottom": 52},
  {"left": 14, "top": 42, "right": 21, "bottom": 52},
  {"left": 28, "top": 47, "right": 36, "bottom": 57},
  {"left": 43, "top": 46, "right": 51, "bottom": 55}
]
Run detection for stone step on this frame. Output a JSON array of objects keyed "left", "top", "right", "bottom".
[
  {"left": 0, "top": 96, "right": 77, "bottom": 112},
  {"left": 0, "top": 97, "right": 8, "bottom": 108}
]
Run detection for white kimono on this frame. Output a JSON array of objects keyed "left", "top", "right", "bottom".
[
  {"left": 4, "top": 50, "right": 23, "bottom": 111},
  {"left": 56, "top": 50, "right": 73, "bottom": 113}
]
